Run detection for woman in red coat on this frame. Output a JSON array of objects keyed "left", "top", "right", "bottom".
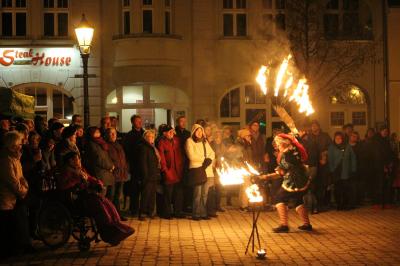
[{"left": 157, "top": 125, "right": 185, "bottom": 218}]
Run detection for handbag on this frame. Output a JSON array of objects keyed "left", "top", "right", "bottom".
[{"left": 188, "top": 142, "right": 208, "bottom": 186}]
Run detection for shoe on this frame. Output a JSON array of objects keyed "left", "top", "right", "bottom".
[
  {"left": 273, "top": 225, "right": 289, "bottom": 233},
  {"left": 174, "top": 213, "right": 186, "bottom": 219},
  {"left": 120, "top": 215, "right": 128, "bottom": 221},
  {"left": 298, "top": 224, "right": 313, "bottom": 231},
  {"left": 192, "top": 217, "right": 201, "bottom": 221},
  {"left": 138, "top": 216, "right": 146, "bottom": 221},
  {"left": 312, "top": 209, "right": 319, "bottom": 214},
  {"left": 208, "top": 214, "right": 218, "bottom": 218},
  {"left": 239, "top": 207, "right": 248, "bottom": 212},
  {"left": 217, "top": 207, "right": 225, "bottom": 212},
  {"left": 202, "top": 216, "right": 211, "bottom": 220}
]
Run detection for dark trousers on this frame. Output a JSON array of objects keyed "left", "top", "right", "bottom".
[
  {"left": 113, "top": 182, "right": 123, "bottom": 212},
  {"left": 140, "top": 181, "right": 157, "bottom": 217},
  {"left": 215, "top": 183, "right": 223, "bottom": 210},
  {"left": 372, "top": 172, "right": 393, "bottom": 205},
  {"left": 163, "top": 182, "right": 183, "bottom": 217},
  {"left": 128, "top": 180, "right": 142, "bottom": 215},
  {"left": 335, "top": 179, "right": 352, "bottom": 209},
  {"left": 182, "top": 184, "right": 193, "bottom": 212},
  {"left": 0, "top": 209, "right": 16, "bottom": 259},
  {"left": 207, "top": 185, "right": 217, "bottom": 216}
]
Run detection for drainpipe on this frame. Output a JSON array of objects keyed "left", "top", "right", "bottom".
[{"left": 382, "top": 0, "right": 390, "bottom": 129}]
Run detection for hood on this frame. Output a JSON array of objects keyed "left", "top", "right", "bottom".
[{"left": 191, "top": 124, "right": 204, "bottom": 138}]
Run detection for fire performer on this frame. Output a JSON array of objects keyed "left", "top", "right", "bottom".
[{"left": 261, "top": 133, "right": 312, "bottom": 233}]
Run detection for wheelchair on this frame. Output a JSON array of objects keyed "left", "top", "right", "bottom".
[{"left": 36, "top": 186, "right": 100, "bottom": 252}]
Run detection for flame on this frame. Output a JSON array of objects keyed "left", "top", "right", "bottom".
[
  {"left": 274, "top": 55, "right": 291, "bottom": 97},
  {"left": 246, "top": 184, "right": 263, "bottom": 203},
  {"left": 256, "top": 54, "right": 314, "bottom": 116},
  {"left": 256, "top": 65, "right": 268, "bottom": 95},
  {"left": 217, "top": 158, "right": 259, "bottom": 186}
]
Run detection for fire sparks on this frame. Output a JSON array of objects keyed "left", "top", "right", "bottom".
[
  {"left": 246, "top": 184, "right": 263, "bottom": 203},
  {"left": 256, "top": 54, "right": 314, "bottom": 116},
  {"left": 217, "top": 158, "right": 259, "bottom": 186}
]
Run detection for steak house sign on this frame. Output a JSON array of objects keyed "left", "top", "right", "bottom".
[{"left": 0, "top": 47, "right": 76, "bottom": 67}]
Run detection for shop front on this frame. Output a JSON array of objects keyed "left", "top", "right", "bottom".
[{"left": 0, "top": 46, "right": 82, "bottom": 124}]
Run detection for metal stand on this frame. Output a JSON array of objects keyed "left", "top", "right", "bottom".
[{"left": 245, "top": 204, "right": 263, "bottom": 254}]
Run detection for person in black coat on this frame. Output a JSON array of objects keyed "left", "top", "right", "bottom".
[
  {"left": 138, "top": 130, "right": 161, "bottom": 220},
  {"left": 122, "top": 115, "right": 145, "bottom": 216},
  {"left": 371, "top": 125, "right": 395, "bottom": 208}
]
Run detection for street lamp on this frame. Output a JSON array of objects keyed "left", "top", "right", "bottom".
[{"left": 75, "top": 14, "right": 94, "bottom": 128}]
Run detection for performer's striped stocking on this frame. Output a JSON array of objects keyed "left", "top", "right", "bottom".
[
  {"left": 296, "top": 204, "right": 310, "bottom": 225},
  {"left": 275, "top": 203, "right": 288, "bottom": 226}
]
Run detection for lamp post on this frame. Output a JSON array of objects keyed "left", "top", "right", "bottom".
[{"left": 75, "top": 14, "right": 94, "bottom": 128}]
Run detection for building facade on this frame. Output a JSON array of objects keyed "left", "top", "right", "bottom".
[{"left": 0, "top": 0, "right": 396, "bottom": 136}]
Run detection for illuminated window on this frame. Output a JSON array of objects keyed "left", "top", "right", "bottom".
[
  {"left": 352, "top": 111, "right": 366, "bottom": 125},
  {"left": 330, "top": 85, "right": 366, "bottom": 105},
  {"left": 330, "top": 111, "right": 345, "bottom": 126}
]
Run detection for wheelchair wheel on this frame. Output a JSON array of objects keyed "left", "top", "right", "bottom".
[
  {"left": 72, "top": 217, "right": 99, "bottom": 252},
  {"left": 78, "top": 239, "right": 91, "bottom": 252},
  {"left": 38, "top": 201, "right": 72, "bottom": 248}
]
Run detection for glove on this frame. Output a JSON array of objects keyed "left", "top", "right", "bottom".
[{"left": 202, "top": 158, "right": 212, "bottom": 169}]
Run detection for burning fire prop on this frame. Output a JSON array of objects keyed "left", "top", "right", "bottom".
[
  {"left": 217, "top": 158, "right": 259, "bottom": 186},
  {"left": 246, "top": 184, "right": 263, "bottom": 203},
  {"left": 256, "top": 54, "right": 315, "bottom": 134}
]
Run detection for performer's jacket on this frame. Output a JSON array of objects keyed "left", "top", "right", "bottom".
[{"left": 277, "top": 149, "right": 310, "bottom": 192}]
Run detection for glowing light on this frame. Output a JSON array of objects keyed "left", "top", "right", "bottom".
[
  {"left": 111, "top": 97, "right": 118, "bottom": 104},
  {"left": 256, "top": 65, "right": 268, "bottom": 95},
  {"left": 246, "top": 184, "right": 263, "bottom": 203},
  {"left": 217, "top": 158, "right": 259, "bottom": 186},
  {"left": 274, "top": 55, "right": 291, "bottom": 96}
]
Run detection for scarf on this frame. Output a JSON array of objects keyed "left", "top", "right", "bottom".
[{"left": 92, "top": 137, "right": 109, "bottom": 151}]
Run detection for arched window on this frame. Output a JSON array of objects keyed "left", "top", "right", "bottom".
[
  {"left": 13, "top": 83, "right": 74, "bottom": 122},
  {"left": 324, "top": 0, "right": 373, "bottom": 40}
]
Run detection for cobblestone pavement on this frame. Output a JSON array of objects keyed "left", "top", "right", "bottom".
[{"left": 1, "top": 207, "right": 400, "bottom": 265}]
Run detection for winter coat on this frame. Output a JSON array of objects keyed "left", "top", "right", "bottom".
[
  {"left": 138, "top": 141, "right": 161, "bottom": 183},
  {"left": 185, "top": 124, "right": 215, "bottom": 178},
  {"left": 301, "top": 134, "right": 319, "bottom": 167},
  {"left": 157, "top": 136, "right": 184, "bottom": 185},
  {"left": 328, "top": 143, "right": 356, "bottom": 181},
  {"left": 84, "top": 139, "right": 115, "bottom": 186},
  {"left": 0, "top": 150, "right": 29, "bottom": 210},
  {"left": 371, "top": 134, "right": 394, "bottom": 172},
  {"left": 310, "top": 131, "right": 332, "bottom": 154},
  {"left": 250, "top": 132, "right": 266, "bottom": 167},
  {"left": 122, "top": 127, "right": 144, "bottom": 179},
  {"left": 107, "top": 142, "right": 129, "bottom": 183}
]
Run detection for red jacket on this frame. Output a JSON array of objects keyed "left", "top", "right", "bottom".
[{"left": 157, "top": 136, "right": 184, "bottom": 185}]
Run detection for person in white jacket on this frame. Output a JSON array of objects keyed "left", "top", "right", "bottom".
[{"left": 185, "top": 124, "right": 215, "bottom": 220}]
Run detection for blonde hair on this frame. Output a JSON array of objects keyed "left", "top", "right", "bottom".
[
  {"left": 143, "top": 129, "right": 156, "bottom": 139},
  {"left": 273, "top": 135, "right": 292, "bottom": 149},
  {"left": 3, "top": 131, "right": 23, "bottom": 149}
]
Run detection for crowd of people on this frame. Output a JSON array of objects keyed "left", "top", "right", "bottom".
[{"left": 0, "top": 112, "right": 399, "bottom": 257}]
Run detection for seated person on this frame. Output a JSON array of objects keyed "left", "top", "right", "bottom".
[{"left": 57, "top": 152, "right": 134, "bottom": 246}]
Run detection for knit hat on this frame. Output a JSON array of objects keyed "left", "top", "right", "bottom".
[
  {"left": 51, "top": 122, "right": 64, "bottom": 132},
  {"left": 161, "top": 125, "right": 174, "bottom": 134}
]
